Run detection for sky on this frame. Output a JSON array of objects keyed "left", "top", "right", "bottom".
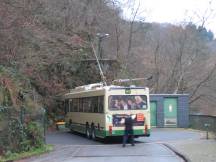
[{"left": 121, "top": 0, "right": 216, "bottom": 35}]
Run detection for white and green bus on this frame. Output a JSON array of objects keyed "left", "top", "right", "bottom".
[{"left": 63, "top": 83, "right": 150, "bottom": 139}]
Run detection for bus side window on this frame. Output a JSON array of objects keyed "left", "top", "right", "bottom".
[
  {"left": 88, "top": 98, "right": 92, "bottom": 112},
  {"left": 98, "top": 96, "right": 104, "bottom": 113},
  {"left": 79, "top": 98, "right": 83, "bottom": 112},
  {"left": 91, "top": 97, "right": 98, "bottom": 113},
  {"left": 65, "top": 99, "right": 69, "bottom": 113},
  {"left": 83, "top": 98, "right": 87, "bottom": 112},
  {"left": 69, "top": 100, "right": 73, "bottom": 112},
  {"left": 73, "top": 98, "right": 78, "bottom": 112}
]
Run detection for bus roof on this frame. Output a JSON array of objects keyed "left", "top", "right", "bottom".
[
  {"left": 67, "top": 83, "right": 148, "bottom": 94},
  {"left": 62, "top": 83, "right": 149, "bottom": 99}
]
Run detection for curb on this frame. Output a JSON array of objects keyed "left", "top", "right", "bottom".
[{"left": 162, "top": 143, "right": 191, "bottom": 162}]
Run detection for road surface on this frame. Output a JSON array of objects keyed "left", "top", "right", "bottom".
[
  {"left": 26, "top": 143, "right": 183, "bottom": 162},
  {"left": 16, "top": 128, "right": 201, "bottom": 162}
]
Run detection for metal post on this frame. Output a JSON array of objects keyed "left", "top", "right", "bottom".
[
  {"left": 204, "top": 123, "right": 210, "bottom": 140},
  {"left": 96, "top": 33, "right": 109, "bottom": 59},
  {"left": 20, "top": 106, "right": 24, "bottom": 124},
  {"left": 98, "top": 37, "right": 102, "bottom": 59},
  {"left": 43, "top": 108, "right": 46, "bottom": 144}
]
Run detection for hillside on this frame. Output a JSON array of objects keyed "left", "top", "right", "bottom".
[
  {"left": 0, "top": 65, "right": 41, "bottom": 111},
  {"left": 0, "top": 0, "right": 216, "bottom": 116}
]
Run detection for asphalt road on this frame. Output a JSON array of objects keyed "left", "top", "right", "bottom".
[
  {"left": 46, "top": 131, "right": 101, "bottom": 145},
  {"left": 46, "top": 128, "right": 201, "bottom": 145},
  {"left": 27, "top": 143, "right": 183, "bottom": 162},
  {"left": 19, "top": 128, "right": 201, "bottom": 162}
]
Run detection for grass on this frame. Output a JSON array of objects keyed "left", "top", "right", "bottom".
[{"left": 0, "top": 145, "right": 53, "bottom": 162}]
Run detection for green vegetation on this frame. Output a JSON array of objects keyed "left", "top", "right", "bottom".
[
  {"left": 0, "top": 145, "right": 53, "bottom": 162},
  {"left": 0, "top": 66, "right": 46, "bottom": 157}
]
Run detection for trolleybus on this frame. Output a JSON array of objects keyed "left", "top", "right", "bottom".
[{"left": 63, "top": 83, "right": 150, "bottom": 139}]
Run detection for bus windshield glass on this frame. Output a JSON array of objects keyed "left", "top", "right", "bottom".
[{"left": 109, "top": 95, "right": 147, "bottom": 110}]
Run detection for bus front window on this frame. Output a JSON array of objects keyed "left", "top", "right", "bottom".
[{"left": 109, "top": 95, "right": 147, "bottom": 110}]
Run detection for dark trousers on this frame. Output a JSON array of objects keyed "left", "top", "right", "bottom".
[{"left": 123, "top": 130, "right": 134, "bottom": 146}]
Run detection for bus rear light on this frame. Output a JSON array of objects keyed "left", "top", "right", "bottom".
[
  {"left": 109, "top": 126, "right": 112, "bottom": 134},
  {"left": 144, "top": 125, "right": 148, "bottom": 134}
]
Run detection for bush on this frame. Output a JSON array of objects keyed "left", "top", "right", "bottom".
[
  {"left": 0, "top": 117, "right": 45, "bottom": 155},
  {"left": 26, "top": 122, "right": 44, "bottom": 148},
  {"left": 7, "top": 118, "right": 26, "bottom": 152},
  {"left": 0, "top": 118, "right": 26, "bottom": 153}
]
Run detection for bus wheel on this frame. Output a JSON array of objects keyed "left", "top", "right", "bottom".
[
  {"left": 91, "top": 127, "right": 96, "bottom": 140},
  {"left": 70, "top": 127, "right": 74, "bottom": 133},
  {"left": 69, "top": 120, "right": 74, "bottom": 133},
  {"left": 86, "top": 125, "right": 91, "bottom": 139},
  {"left": 69, "top": 124, "right": 74, "bottom": 133}
]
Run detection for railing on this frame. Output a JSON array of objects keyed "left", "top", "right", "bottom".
[
  {"left": 0, "top": 106, "right": 46, "bottom": 154},
  {"left": 189, "top": 114, "right": 216, "bottom": 132}
]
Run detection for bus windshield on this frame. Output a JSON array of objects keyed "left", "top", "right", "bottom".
[{"left": 109, "top": 95, "right": 147, "bottom": 110}]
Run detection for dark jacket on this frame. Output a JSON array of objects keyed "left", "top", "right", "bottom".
[{"left": 125, "top": 116, "right": 133, "bottom": 131}]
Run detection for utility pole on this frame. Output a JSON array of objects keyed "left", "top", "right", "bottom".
[{"left": 96, "top": 33, "right": 109, "bottom": 59}]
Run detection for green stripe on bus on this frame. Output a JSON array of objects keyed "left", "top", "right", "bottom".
[
  {"left": 68, "top": 123, "right": 150, "bottom": 138},
  {"left": 71, "top": 124, "right": 86, "bottom": 133},
  {"left": 105, "top": 129, "right": 151, "bottom": 136}
]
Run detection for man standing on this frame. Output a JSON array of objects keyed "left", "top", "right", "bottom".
[{"left": 122, "top": 114, "right": 135, "bottom": 147}]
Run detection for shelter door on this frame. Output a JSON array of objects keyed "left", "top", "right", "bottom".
[
  {"left": 164, "top": 98, "right": 177, "bottom": 127},
  {"left": 150, "top": 102, "right": 157, "bottom": 127}
]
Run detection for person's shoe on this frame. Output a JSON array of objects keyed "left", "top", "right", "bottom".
[
  {"left": 131, "top": 144, "right": 135, "bottom": 146},
  {"left": 122, "top": 144, "right": 125, "bottom": 147}
]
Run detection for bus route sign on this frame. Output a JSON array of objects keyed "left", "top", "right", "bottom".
[{"left": 125, "top": 89, "right": 131, "bottom": 94}]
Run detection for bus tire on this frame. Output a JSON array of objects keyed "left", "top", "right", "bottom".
[
  {"left": 70, "top": 126, "right": 74, "bottom": 133},
  {"left": 91, "top": 126, "right": 96, "bottom": 140},
  {"left": 86, "top": 125, "right": 91, "bottom": 139},
  {"left": 69, "top": 119, "right": 74, "bottom": 133}
]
